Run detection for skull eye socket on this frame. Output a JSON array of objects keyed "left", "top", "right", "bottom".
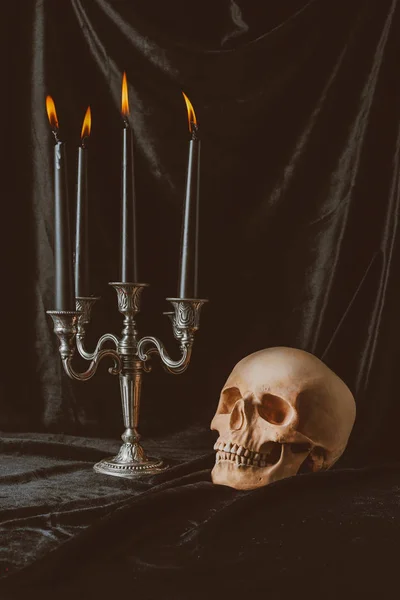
[
  {"left": 258, "top": 394, "right": 290, "bottom": 425},
  {"left": 218, "top": 387, "right": 242, "bottom": 414}
]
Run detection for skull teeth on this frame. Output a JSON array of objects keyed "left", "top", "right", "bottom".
[
  {"left": 214, "top": 440, "right": 279, "bottom": 467},
  {"left": 215, "top": 449, "right": 263, "bottom": 467},
  {"left": 214, "top": 438, "right": 282, "bottom": 468}
]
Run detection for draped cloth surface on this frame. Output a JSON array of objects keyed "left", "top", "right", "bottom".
[
  {"left": 1, "top": 431, "right": 400, "bottom": 599},
  {"left": 2, "top": 0, "right": 400, "bottom": 596}
]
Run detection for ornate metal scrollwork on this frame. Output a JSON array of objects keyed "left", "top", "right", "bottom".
[{"left": 109, "top": 282, "right": 148, "bottom": 315}]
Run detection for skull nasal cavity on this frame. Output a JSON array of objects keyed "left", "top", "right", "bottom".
[
  {"left": 258, "top": 394, "right": 290, "bottom": 425},
  {"left": 229, "top": 400, "right": 245, "bottom": 431}
]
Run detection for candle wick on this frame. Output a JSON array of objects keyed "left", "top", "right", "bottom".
[
  {"left": 190, "top": 122, "right": 199, "bottom": 141},
  {"left": 52, "top": 129, "right": 61, "bottom": 144},
  {"left": 123, "top": 117, "right": 130, "bottom": 129},
  {"left": 81, "top": 136, "right": 88, "bottom": 149}
]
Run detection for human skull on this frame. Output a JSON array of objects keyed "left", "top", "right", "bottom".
[{"left": 211, "top": 347, "right": 356, "bottom": 490}]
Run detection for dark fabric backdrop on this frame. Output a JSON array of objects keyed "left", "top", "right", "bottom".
[{"left": 4, "top": 0, "right": 400, "bottom": 482}]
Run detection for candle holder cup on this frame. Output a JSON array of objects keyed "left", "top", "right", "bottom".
[{"left": 47, "top": 284, "right": 207, "bottom": 478}]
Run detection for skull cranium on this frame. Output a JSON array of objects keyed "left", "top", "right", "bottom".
[{"left": 211, "top": 347, "right": 356, "bottom": 490}]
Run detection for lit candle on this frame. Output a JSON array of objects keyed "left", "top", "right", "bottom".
[
  {"left": 75, "top": 106, "right": 91, "bottom": 298},
  {"left": 46, "top": 96, "right": 74, "bottom": 311},
  {"left": 120, "top": 72, "right": 138, "bottom": 283},
  {"left": 178, "top": 92, "right": 200, "bottom": 298}
]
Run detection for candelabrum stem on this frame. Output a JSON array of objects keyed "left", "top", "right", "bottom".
[
  {"left": 47, "top": 285, "right": 207, "bottom": 478},
  {"left": 121, "top": 366, "right": 141, "bottom": 435},
  {"left": 94, "top": 364, "right": 162, "bottom": 476}
]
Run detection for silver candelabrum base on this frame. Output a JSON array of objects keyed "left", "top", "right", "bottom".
[
  {"left": 93, "top": 440, "right": 165, "bottom": 478},
  {"left": 47, "top": 283, "right": 207, "bottom": 479}
]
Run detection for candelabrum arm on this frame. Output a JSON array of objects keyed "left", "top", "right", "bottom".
[
  {"left": 74, "top": 298, "right": 119, "bottom": 361},
  {"left": 137, "top": 337, "right": 193, "bottom": 375},
  {"left": 47, "top": 312, "right": 121, "bottom": 381},
  {"left": 136, "top": 298, "right": 207, "bottom": 375},
  {"left": 76, "top": 333, "right": 119, "bottom": 361},
  {"left": 62, "top": 348, "right": 121, "bottom": 381}
]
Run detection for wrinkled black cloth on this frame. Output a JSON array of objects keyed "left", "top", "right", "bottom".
[
  {"left": 0, "top": 431, "right": 400, "bottom": 599},
  {"left": 0, "top": 430, "right": 213, "bottom": 585}
]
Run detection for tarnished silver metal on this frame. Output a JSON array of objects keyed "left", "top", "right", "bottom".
[
  {"left": 47, "top": 309, "right": 121, "bottom": 380},
  {"left": 109, "top": 282, "right": 147, "bottom": 315},
  {"left": 47, "top": 283, "right": 207, "bottom": 479},
  {"left": 47, "top": 311, "right": 80, "bottom": 359},
  {"left": 137, "top": 298, "right": 207, "bottom": 375},
  {"left": 75, "top": 297, "right": 119, "bottom": 361},
  {"left": 166, "top": 298, "right": 207, "bottom": 340},
  {"left": 75, "top": 296, "right": 100, "bottom": 335}
]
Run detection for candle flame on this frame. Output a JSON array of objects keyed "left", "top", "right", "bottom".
[
  {"left": 81, "top": 106, "right": 92, "bottom": 139},
  {"left": 46, "top": 95, "right": 59, "bottom": 130},
  {"left": 121, "top": 72, "right": 129, "bottom": 117},
  {"left": 182, "top": 92, "right": 197, "bottom": 133}
]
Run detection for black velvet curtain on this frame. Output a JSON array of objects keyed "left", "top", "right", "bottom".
[{"left": 5, "top": 0, "right": 400, "bottom": 463}]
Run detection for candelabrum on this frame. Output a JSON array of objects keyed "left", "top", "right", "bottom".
[{"left": 47, "top": 283, "right": 207, "bottom": 478}]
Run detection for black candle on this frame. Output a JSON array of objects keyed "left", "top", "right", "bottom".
[
  {"left": 178, "top": 92, "right": 200, "bottom": 299},
  {"left": 120, "top": 72, "right": 138, "bottom": 283},
  {"left": 75, "top": 106, "right": 91, "bottom": 298},
  {"left": 46, "top": 96, "right": 74, "bottom": 311}
]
